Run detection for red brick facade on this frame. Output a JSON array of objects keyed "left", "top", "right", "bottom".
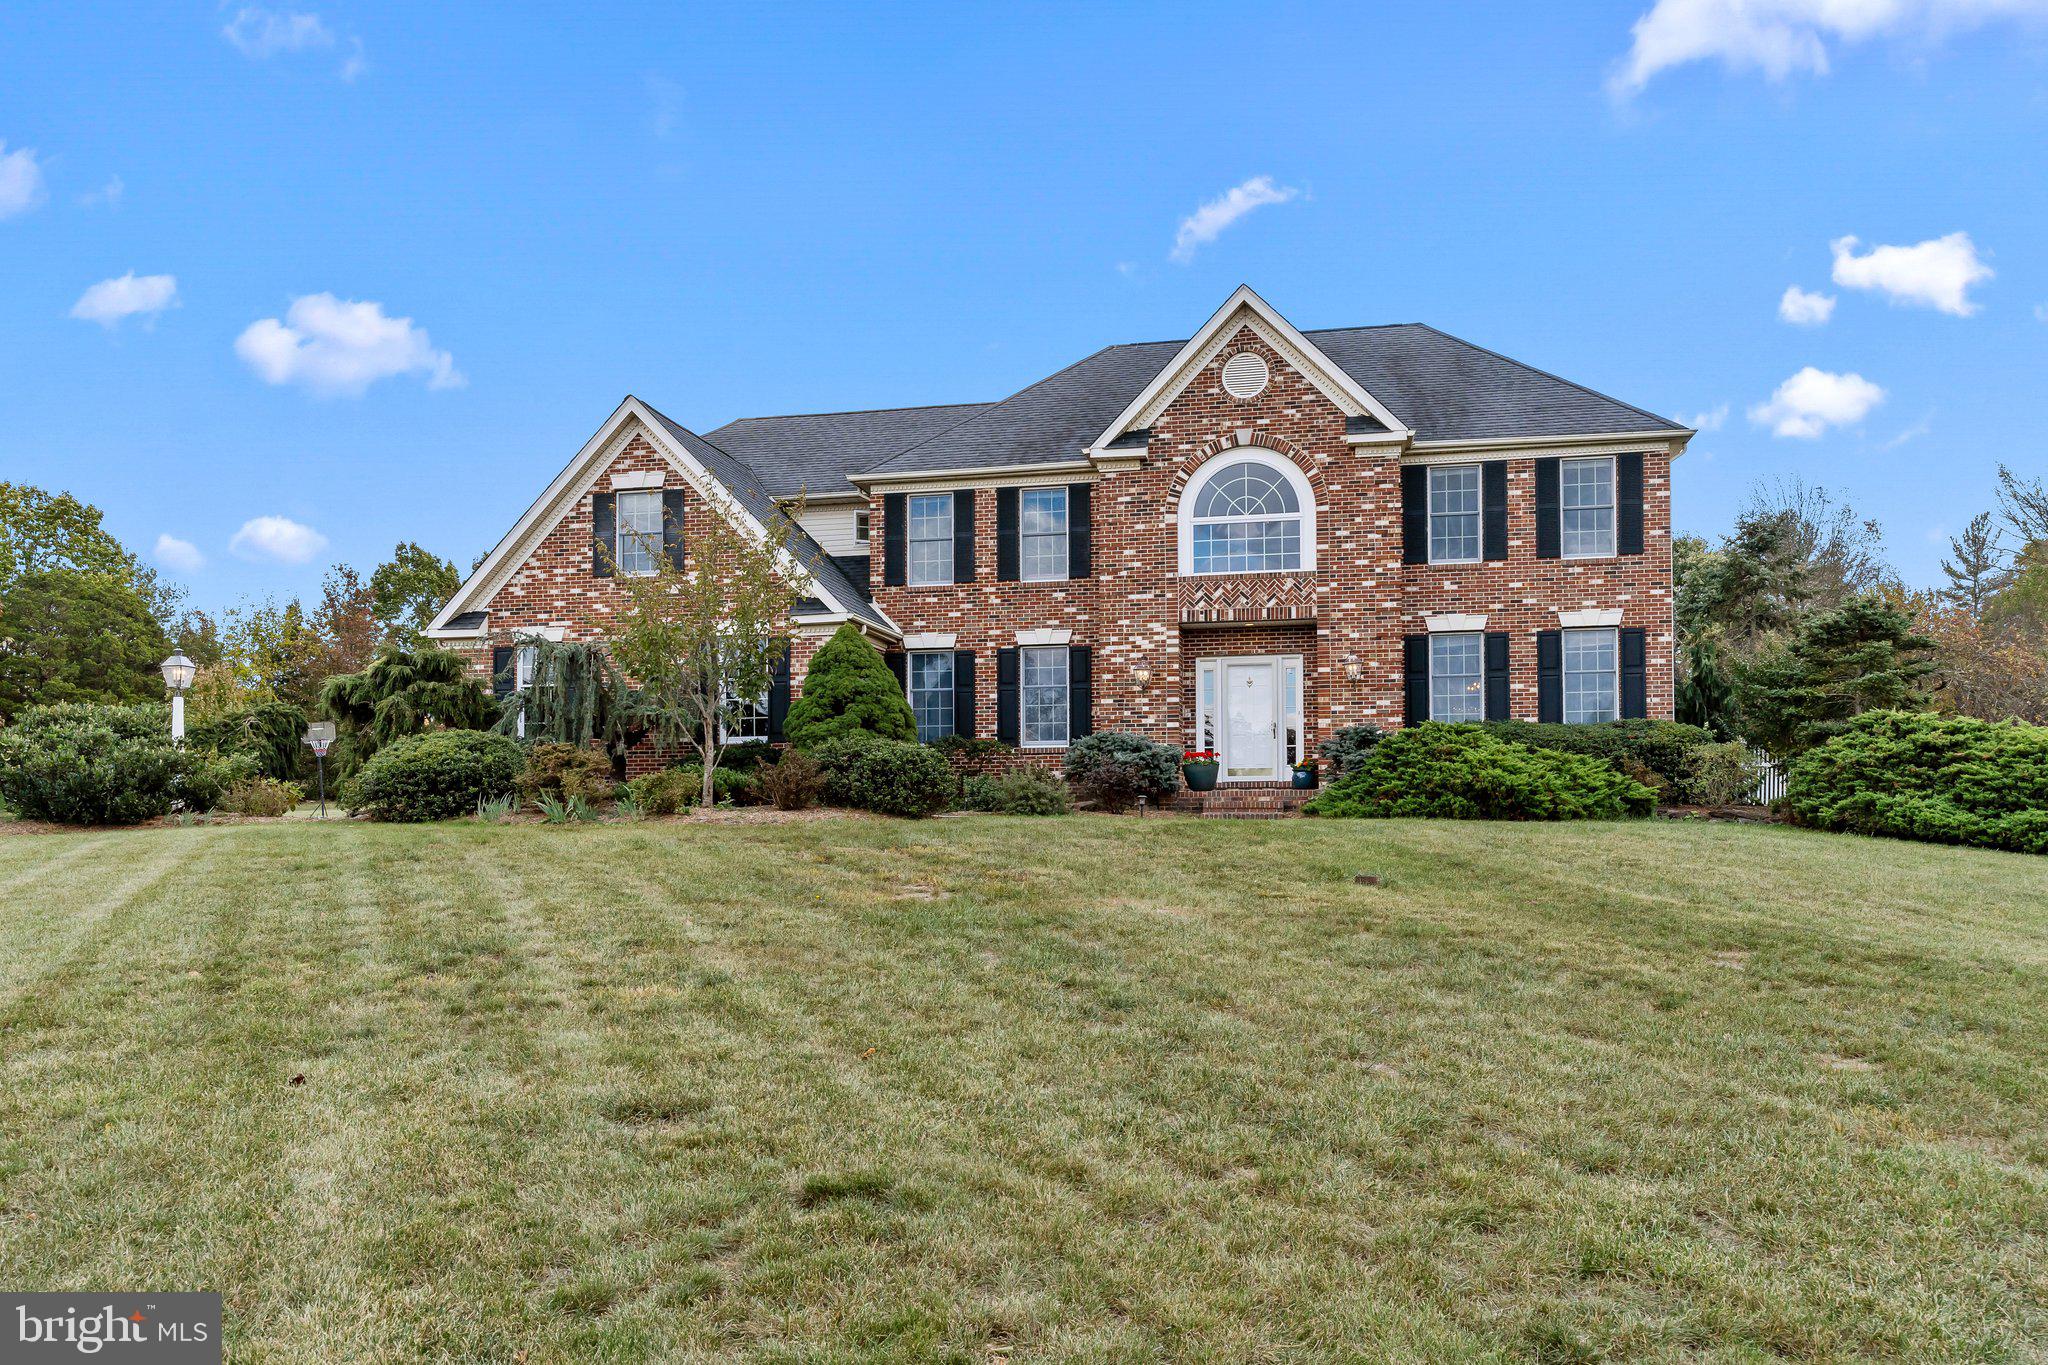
[{"left": 438, "top": 318, "right": 1676, "bottom": 775}]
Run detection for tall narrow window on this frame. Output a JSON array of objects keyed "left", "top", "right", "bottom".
[
  {"left": 1020, "top": 645, "right": 1069, "bottom": 747},
  {"left": 1188, "top": 460, "right": 1303, "bottom": 574},
  {"left": 908, "top": 651, "right": 955, "bottom": 742},
  {"left": 1427, "top": 465, "right": 1481, "bottom": 563},
  {"left": 1020, "top": 487, "right": 1069, "bottom": 582},
  {"left": 614, "top": 491, "right": 663, "bottom": 576},
  {"left": 1429, "top": 633, "right": 1484, "bottom": 721},
  {"left": 1563, "top": 627, "right": 1618, "bottom": 724},
  {"left": 907, "top": 494, "right": 953, "bottom": 585},
  {"left": 1561, "top": 457, "right": 1616, "bottom": 558},
  {"left": 513, "top": 644, "right": 539, "bottom": 739},
  {"left": 853, "top": 509, "right": 871, "bottom": 545}
]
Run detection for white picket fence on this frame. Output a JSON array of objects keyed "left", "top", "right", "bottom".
[{"left": 1750, "top": 746, "right": 1787, "bottom": 805}]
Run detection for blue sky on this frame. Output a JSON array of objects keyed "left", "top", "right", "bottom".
[{"left": 4, "top": 1, "right": 2045, "bottom": 612}]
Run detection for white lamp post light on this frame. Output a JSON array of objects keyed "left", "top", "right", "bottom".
[{"left": 159, "top": 652, "right": 196, "bottom": 742}]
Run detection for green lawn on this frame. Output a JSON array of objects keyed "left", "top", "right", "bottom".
[{"left": 2, "top": 815, "right": 2045, "bottom": 1362}]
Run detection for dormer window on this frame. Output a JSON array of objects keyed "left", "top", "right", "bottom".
[{"left": 1178, "top": 452, "right": 1315, "bottom": 575}]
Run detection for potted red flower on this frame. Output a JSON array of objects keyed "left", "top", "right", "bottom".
[{"left": 1182, "top": 748, "right": 1220, "bottom": 792}]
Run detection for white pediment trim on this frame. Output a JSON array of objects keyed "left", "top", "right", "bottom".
[
  {"left": 1426, "top": 613, "right": 1489, "bottom": 633},
  {"left": 1559, "top": 608, "right": 1624, "bottom": 628},
  {"left": 1086, "top": 285, "right": 1412, "bottom": 457},
  {"left": 902, "top": 632, "right": 958, "bottom": 650},
  {"left": 1016, "top": 627, "right": 1073, "bottom": 646},
  {"left": 427, "top": 396, "right": 868, "bottom": 635}
]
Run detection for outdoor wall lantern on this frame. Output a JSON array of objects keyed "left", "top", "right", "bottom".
[
  {"left": 1342, "top": 654, "right": 1364, "bottom": 682},
  {"left": 1132, "top": 665, "right": 1152, "bottom": 686},
  {"left": 159, "top": 651, "right": 196, "bottom": 743}
]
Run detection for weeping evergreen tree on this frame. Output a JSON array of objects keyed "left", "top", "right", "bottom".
[
  {"left": 493, "top": 639, "right": 651, "bottom": 777},
  {"left": 319, "top": 643, "right": 498, "bottom": 779}
]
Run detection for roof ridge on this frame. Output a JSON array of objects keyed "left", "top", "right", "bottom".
[
  {"left": 859, "top": 343, "right": 1126, "bottom": 474},
  {"left": 1400, "top": 323, "right": 1684, "bottom": 431},
  {"left": 709, "top": 399, "right": 995, "bottom": 427}
]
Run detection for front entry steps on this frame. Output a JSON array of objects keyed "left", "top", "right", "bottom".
[{"left": 1166, "top": 782, "right": 1313, "bottom": 818}]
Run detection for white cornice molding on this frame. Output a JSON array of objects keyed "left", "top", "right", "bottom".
[
  {"left": 851, "top": 461, "right": 1097, "bottom": 493},
  {"left": 1404, "top": 430, "right": 1688, "bottom": 462}
]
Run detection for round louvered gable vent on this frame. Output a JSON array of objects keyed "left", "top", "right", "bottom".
[{"left": 1221, "top": 351, "right": 1270, "bottom": 399}]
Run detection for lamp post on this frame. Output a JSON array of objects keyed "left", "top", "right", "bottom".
[{"left": 159, "top": 652, "right": 196, "bottom": 743}]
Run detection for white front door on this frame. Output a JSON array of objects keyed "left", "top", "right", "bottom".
[{"left": 1223, "top": 660, "right": 1279, "bottom": 779}]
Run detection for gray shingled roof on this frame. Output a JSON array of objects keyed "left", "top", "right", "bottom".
[
  {"left": 704, "top": 402, "right": 992, "bottom": 498},
  {"left": 860, "top": 324, "right": 1682, "bottom": 478},
  {"left": 640, "top": 402, "right": 893, "bottom": 633}
]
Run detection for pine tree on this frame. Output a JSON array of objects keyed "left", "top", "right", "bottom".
[
  {"left": 782, "top": 622, "right": 916, "bottom": 750},
  {"left": 1939, "top": 512, "right": 2009, "bottom": 617}
]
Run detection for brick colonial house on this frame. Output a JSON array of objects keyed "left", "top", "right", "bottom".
[{"left": 425, "top": 287, "right": 1690, "bottom": 781}]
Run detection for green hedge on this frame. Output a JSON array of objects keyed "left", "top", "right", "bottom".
[
  {"left": 0, "top": 703, "right": 248, "bottom": 825},
  {"left": 341, "top": 729, "right": 524, "bottom": 822},
  {"left": 1781, "top": 711, "right": 2048, "bottom": 854},
  {"left": 1481, "top": 719, "right": 1716, "bottom": 804},
  {"left": 806, "top": 732, "right": 952, "bottom": 818},
  {"left": 959, "top": 767, "right": 1073, "bottom": 815},
  {"left": 1305, "top": 722, "right": 1656, "bottom": 821}
]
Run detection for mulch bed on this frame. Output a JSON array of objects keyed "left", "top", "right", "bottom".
[{"left": 1657, "top": 804, "right": 1786, "bottom": 824}]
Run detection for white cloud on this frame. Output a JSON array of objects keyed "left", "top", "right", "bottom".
[
  {"left": 1681, "top": 403, "right": 1729, "bottom": 431},
  {"left": 1170, "top": 176, "right": 1299, "bottom": 264},
  {"left": 0, "top": 141, "right": 48, "bottom": 219},
  {"left": 222, "top": 7, "right": 333, "bottom": 57},
  {"left": 70, "top": 272, "right": 179, "bottom": 328},
  {"left": 1830, "top": 232, "right": 1993, "bottom": 315},
  {"left": 1881, "top": 413, "right": 1934, "bottom": 449},
  {"left": 79, "top": 175, "right": 123, "bottom": 209},
  {"left": 230, "top": 516, "right": 328, "bottom": 565},
  {"left": 235, "top": 293, "right": 464, "bottom": 397},
  {"left": 339, "top": 37, "right": 367, "bottom": 82},
  {"left": 1611, "top": 0, "right": 2048, "bottom": 95},
  {"left": 1748, "top": 366, "right": 1886, "bottom": 438},
  {"left": 153, "top": 534, "right": 206, "bottom": 574},
  {"left": 1778, "top": 285, "right": 1836, "bottom": 325}
]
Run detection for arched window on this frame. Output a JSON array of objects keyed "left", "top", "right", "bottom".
[{"left": 1179, "top": 452, "right": 1314, "bottom": 575}]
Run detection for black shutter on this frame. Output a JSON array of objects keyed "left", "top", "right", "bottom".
[
  {"left": 1484, "top": 632, "right": 1511, "bottom": 721},
  {"left": 491, "top": 646, "right": 514, "bottom": 701},
  {"left": 1617, "top": 453, "right": 1645, "bottom": 557},
  {"left": 1537, "top": 630, "right": 1563, "bottom": 723},
  {"left": 882, "top": 493, "right": 907, "bottom": 586},
  {"left": 1482, "top": 461, "right": 1508, "bottom": 561},
  {"left": 1534, "top": 459, "right": 1560, "bottom": 560},
  {"left": 884, "top": 650, "right": 907, "bottom": 696},
  {"left": 1403, "top": 635, "right": 1429, "bottom": 725},
  {"left": 996, "top": 487, "right": 1020, "bottom": 582},
  {"left": 953, "top": 490, "right": 976, "bottom": 583},
  {"left": 767, "top": 647, "right": 792, "bottom": 742},
  {"left": 1067, "top": 646, "right": 1092, "bottom": 741},
  {"left": 1620, "top": 627, "right": 1648, "bottom": 719},
  {"left": 996, "top": 647, "right": 1020, "bottom": 745},
  {"left": 1401, "top": 465, "right": 1429, "bottom": 565},
  {"left": 1068, "top": 483, "right": 1091, "bottom": 579},
  {"left": 662, "top": 489, "right": 686, "bottom": 569},
  {"left": 952, "top": 650, "right": 975, "bottom": 738},
  {"left": 591, "top": 492, "right": 616, "bottom": 578}
]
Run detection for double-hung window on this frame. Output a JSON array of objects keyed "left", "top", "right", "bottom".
[
  {"left": 1561, "top": 457, "right": 1615, "bottom": 558},
  {"left": 1562, "top": 627, "right": 1618, "bottom": 724},
  {"left": 1427, "top": 465, "right": 1482, "bottom": 563},
  {"left": 1020, "top": 487, "right": 1069, "bottom": 582},
  {"left": 908, "top": 652, "right": 955, "bottom": 742},
  {"left": 723, "top": 690, "right": 770, "bottom": 744},
  {"left": 1020, "top": 646, "right": 1069, "bottom": 748},
  {"left": 907, "top": 494, "right": 953, "bottom": 586},
  {"left": 615, "top": 490, "right": 663, "bottom": 576},
  {"left": 1429, "top": 633, "right": 1485, "bottom": 721}
]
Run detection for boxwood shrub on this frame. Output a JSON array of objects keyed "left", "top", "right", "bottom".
[
  {"left": 805, "top": 732, "right": 952, "bottom": 818},
  {"left": 0, "top": 703, "right": 247, "bottom": 825},
  {"left": 1481, "top": 719, "right": 1716, "bottom": 804},
  {"left": 958, "top": 767, "right": 1073, "bottom": 815},
  {"left": 626, "top": 764, "right": 757, "bottom": 814},
  {"left": 341, "top": 729, "right": 524, "bottom": 822},
  {"left": 1781, "top": 710, "right": 2048, "bottom": 853},
  {"left": 1062, "top": 731, "right": 1180, "bottom": 811},
  {"left": 1304, "top": 722, "right": 1656, "bottom": 821}
]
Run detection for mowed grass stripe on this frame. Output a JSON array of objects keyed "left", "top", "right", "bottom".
[{"left": 0, "top": 831, "right": 184, "bottom": 1006}]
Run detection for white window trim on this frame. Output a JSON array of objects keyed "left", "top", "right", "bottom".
[
  {"left": 1019, "top": 484, "right": 1070, "bottom": 584},
  {"left": 615, "top": 489, "right": 664, "bottom": 578},
  {"left": 907, "top": 649, "right": 957, "bottom": 743},
  {"left": 1426, "top": 612, "right": 1488, "bottom": 633},
  {"left": 906, "top": 493, "right": 954, "bottom": 587},
  {"left": 1016, "top": 627, "right": 1072, "bottom": 646},
  {"left": 1176, "top": 448, "right": 1317, "bottom": 576},
  {"left": 1559, "top": 455, "right": 1618, "bottom": 562},
  {"left": 1426, "top": 462, "right": 1483, "bottom": 566},
  {"left": 1019, "top": 644, "right": 1070, "bottom": 750},
  {"left": 1427, "top": 632, "right": 1487, "bottom": 723},
  {"left": 1561, "top": 626, "right": 1621, "bottom": 726},
  {"left": 853, "top": 509, "right": 871, "bottom": 544},
  {"left": 902, "top": 632, "right": 958, "bottom": 650},
  {"left": 1558, "top": 608, "right": 1624, "bottom": 629}
]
